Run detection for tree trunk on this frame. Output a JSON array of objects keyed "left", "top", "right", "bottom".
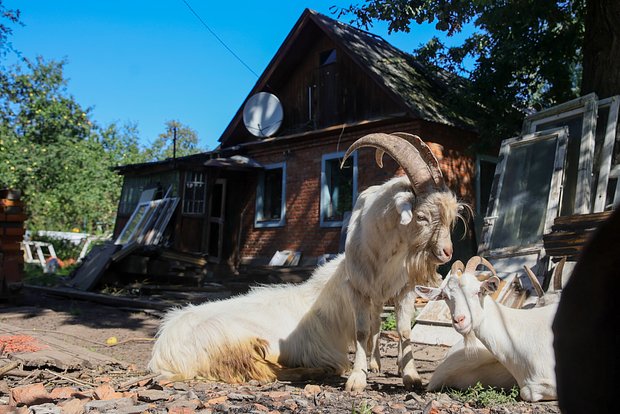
[{"left": 581, "top": 0, "right": 620, "bottom": 98}]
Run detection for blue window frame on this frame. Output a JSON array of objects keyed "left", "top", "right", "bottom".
[
  {"left": 320, "top": 152, "right": 357, "bottom": 227},
  {"left": 255, "top": 162, "right": 286, "bottom": 228}
]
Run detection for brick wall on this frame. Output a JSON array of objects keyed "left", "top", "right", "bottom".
[{"left": 235, "top": 120, "right": 478, "bottom": 264}]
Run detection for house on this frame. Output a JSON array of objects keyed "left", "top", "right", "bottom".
[{"left": 112, "top": 9, "right": 491, "bottom": 272}]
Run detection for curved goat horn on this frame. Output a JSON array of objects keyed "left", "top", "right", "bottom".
[
  {"left": 553, "top": 257, "right": 566, "bottom": 291},
  {"left": 451, "top": 260, "right": 465, "bottom": 276},
  {"left": 523, "top": 265, "right": 545, "bottom": 297},
  {"left": 465, "top": 256, "right": 497, "bottom": 277},
  {"left": 341, "top": 132, "right": 445, "bottom": 195}
]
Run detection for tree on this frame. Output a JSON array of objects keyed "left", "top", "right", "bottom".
[
  {"left": 581, "top": 0, "right": 620, "bottom": 98},
  {"left": 0, "top": 0, "right": 21, "bottom": 59},
  {"left": 337, "top": 0, "right": 617, "bottom": 146},
  {"left": 0, "top": 58, "right": 146, "bottom": 232},
  {"left": 144, "top": 120, "right": 205, "bottom": 161}
]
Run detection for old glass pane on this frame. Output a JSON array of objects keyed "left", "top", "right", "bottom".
[
  {"left": 536, "top": 115, "right": 582, "bottom": 216},
  {"left": 591, "top": 106, "right": 610, "bottom": 210},
  {"left": 490, "top": 137, "right": 557, "bottom": 250},
  {"left": 262, "top": 168, "right": 283, "bottom": 221},
  {"left": 324, "top": 157, "right": 353, "bottom": 222}
]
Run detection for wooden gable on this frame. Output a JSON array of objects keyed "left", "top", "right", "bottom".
[{"left": 220, "top": 10, "right": 413, "bottom": 147}]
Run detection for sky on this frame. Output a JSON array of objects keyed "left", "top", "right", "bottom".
[{"left": 4, "top": 1, "right": 472, "bottom": 151}]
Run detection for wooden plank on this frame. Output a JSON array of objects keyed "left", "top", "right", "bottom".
[
  {"left": 69, "top": 242, "right": 120, "bottom": 291},
  {"left": 0, "top": 321, "right": 125, "bottom": 370},
  {"left": 25, "top": 285, "right": 172, "bottom": 311},
  {"left": 551, "top": 211, "right": 612, "bottom": 230}
]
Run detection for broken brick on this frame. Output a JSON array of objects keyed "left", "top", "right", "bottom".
[{"left": 10, "top": 383, "right": 52, "bottom": 406}]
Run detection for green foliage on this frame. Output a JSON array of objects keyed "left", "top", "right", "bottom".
[
  {"left": 351, "top": 400, "right": 374, "bottom": 414},
  {"left": 381, "top": 312, "right": 397, "bottom": 331},
  {"left": 447, "top": 382, "right": 520, "bottom": 407},
  {"left": 0, "top": 58, "right": 148, "bottom": 232},
  {"left": 22, "top": 262, "right": 77, "bottom": 286},
  {"left": 0, "top": 0, "right": 21, "bottom": 60},
  {"left": 30, "top": 235, "right": 82, "bottom": 261},
  {"left": 144, "top": 120, "right": 205, "bottom": 161},
  {"left": 336, "top": 0, "right": 585, "bottom": 148}
]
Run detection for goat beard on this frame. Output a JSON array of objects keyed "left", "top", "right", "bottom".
[{"left": 462, "top": 331, "right": 480, "bottom": 359}]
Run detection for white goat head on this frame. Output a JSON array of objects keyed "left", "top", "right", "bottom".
[{"left": 416, "top": 257, "right": 499, "bottom": 344}]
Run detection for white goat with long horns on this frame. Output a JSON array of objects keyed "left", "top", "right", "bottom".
[
  {"left": 149, "top": 132, "right": 465, "bottom": 390},
  {"left": 340, "top": 132, "right": 463, "bottom": 391},
  {"left": 416, "top": 257, "right": 558, "bottom": 402}
]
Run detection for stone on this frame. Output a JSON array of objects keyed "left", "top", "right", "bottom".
[
  {"left": 10, "top": 383, "right": 52, "bottom": 406},
  {"left": 302, "top": 384, "right": 321, "bottom": 397},
  {"left": 168, "top": 407, "right": 195, "bottom": 414},
  {"left": 0, "top": 406, "right": 28, "bottom": 414},
  {"left": 26, "top": 403, "right": 60, "bottom": 414},
  {"left": 205, "top": 395, "right": 227, "bottom": 406},
  {"left": 58, "top": 398, "right": 88, "bottom": 414},
  {"left": 93, "top": 383, "right": 123, "bottom": 401},
  {"left": 85, "top": 397, "right": 135, "bottom": 411},
  {"left": 227, "top": 393, "right": 255, "bottom": 401},
  {"left": 137, "top": 389, "right": 170, "bottom": 402},
  {"left": 49, "top": 387, "right": 79, "bottom": 400}
]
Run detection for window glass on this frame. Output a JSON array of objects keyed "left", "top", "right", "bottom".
[
  {"left": 256, "top": 163, "right": 286, "bottom": 227},
  {"left": 490, "top": 138, "right": 557, "bottom": 250},
  {"left": 118, "top": 171, "right": 178, "bottom": 215},
  {"left": 536, "top": 115, "right": 583, "bottom": 216},
  {"left": 183, "top": 171, "right": 206, "bottom": 215},
  {"left": 319, "top": 49, "right": 337, "bottom": 66},
  {"left": 321, "top": 153, "right": 356, "bottom": 226}
]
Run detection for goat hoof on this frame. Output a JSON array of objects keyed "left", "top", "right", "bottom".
[
  {"left": 345, "top": 371, "right": 367, "bottom": 392},
  {"left": 402, "top": 373, "right": 422, "bottom": 390},
  {"left": 369, "top": 360, "right": 381, "bottom": 373}
]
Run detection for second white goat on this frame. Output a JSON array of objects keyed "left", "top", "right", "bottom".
[{"left": 416, "top": 257, "right": 558, "bottom": 402}]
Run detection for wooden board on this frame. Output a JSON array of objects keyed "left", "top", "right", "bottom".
[
  {"left": 0, "top": 321, "right": 125, "bottom": 370},
  {"left": 69, "top": 242, "right": 121, "bottom": 291}
]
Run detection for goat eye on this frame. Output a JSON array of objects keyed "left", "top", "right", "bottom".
[{"left": 416, "top": 213, "right": 428, "bottom": 222}]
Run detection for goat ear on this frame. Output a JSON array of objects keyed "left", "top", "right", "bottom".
[
  {"left": 395, "top": 196, "right": 413, "bottom": 225},
  {"left": 415, "top": 285, "right": 444, "bottom": 301},
  {"left": 481, "top": 276, "right": 501, "bottom": 295}
]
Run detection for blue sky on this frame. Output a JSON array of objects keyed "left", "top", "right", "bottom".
[{"left": 4, "top": 1, "right": 471, "bottom": 151}]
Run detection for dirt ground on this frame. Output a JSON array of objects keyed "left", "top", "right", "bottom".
[{"left": 0, "top": 288, "right": 562, "bottom": 413}]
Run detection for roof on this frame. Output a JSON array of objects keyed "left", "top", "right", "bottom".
[
  {"left": 309, "top": 10, "right": 474, "bottom": 129},
  {"left": 218, "top": 9, "right": 475, "bottom": 146}
]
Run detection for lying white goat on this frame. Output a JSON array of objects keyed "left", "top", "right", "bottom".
[
  {"left": 430, "top": 259, "right": 567, "bottom": 391},
  {"left": 416, "top": 257, "right": 558, "bottom": 402},
  {"left": 149, "top": 255, "right": 354, "bottom": 382}
]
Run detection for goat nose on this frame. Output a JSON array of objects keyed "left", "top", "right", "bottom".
[
  {"left": 454, "top": 315, "right": 465, "bottom": 324},
  {"left": 443, "top": 246, "right": 453, "bottom": 259}
]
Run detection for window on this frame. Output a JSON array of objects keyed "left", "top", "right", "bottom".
[
  {"left": 480, "top": 128, "right": 569, "bottom": 254},
  {"left": 118, "top": 172, "right": 178, "bottom": 215},
  {"left": 319, "top": 49, "right": 337, "bottom": 66},
  {"left": 183, "top": 171, "right": 207, "bottom": 215},
  {"left": 475, "top": 155, "right": 498, "bottom": 218},
  {"left": 524, "top": 93, "right": 620, "bottom": 214},
  {"left": 255, "top": 163, "right": 286, "bottom": 227},
  {"left": 320, "top": 152, "right": 357, "bottom": 227}
]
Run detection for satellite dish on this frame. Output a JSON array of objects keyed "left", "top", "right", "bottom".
[{"left": 243, "top": 92, "right": 283, "bottom": 138}]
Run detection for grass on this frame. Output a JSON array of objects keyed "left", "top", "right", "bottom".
[
  {"left": 381, "top": 312, "right": 397, "bottom": 331},
  {"left": 22, "top": 263, "right": 77, "bottom": 286},
  {"left": 351, "top": 400, "right": 374, "bottom": 414},
  {"left": 447, "top": 382, "right": 520, "bottom": 407}
]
